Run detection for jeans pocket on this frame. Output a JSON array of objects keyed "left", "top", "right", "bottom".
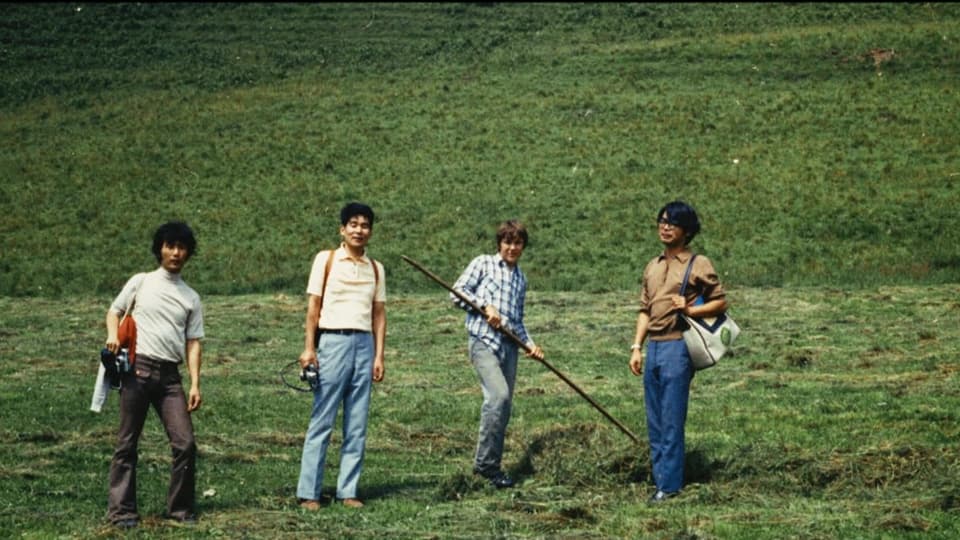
[{"left": 134, "top": 364, "right": 152, "bottom": 380}]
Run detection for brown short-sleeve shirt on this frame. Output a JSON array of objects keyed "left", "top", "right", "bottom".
[{"left": 640, "top": 250, "right": 725, "bottom": 341}]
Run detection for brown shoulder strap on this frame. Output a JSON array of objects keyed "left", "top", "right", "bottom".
[
  {"left": 369, "top": 257, "right": 380, "bottom": 329},
  {"left": 313, "top": 249, "right": 336, "bottom": 349},
  {"left": 318, "top": 249, "right": 335, "bottom": 313}
]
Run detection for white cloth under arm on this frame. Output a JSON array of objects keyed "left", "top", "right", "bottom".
[{"left": 90, "top": 363, "right": 112, "bottom": 413}]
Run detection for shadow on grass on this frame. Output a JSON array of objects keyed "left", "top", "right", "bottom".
[
  {"left": 395, "top": 430, "right": 726, "bottom": 503},
  {"left": 362, "top": 479, "right": 437, "bottom": 502},
  {"left": 196, "top": 478, "right": 438, "bottom": 514},
  {"left": 516, "top": 426, "right": 723, "bottom": 490},
  {"left": 685, "top": 447, "right": 723, "bottom": 485}
]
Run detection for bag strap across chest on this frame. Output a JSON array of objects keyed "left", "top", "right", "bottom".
[{"left": 679, "top": 254, "right": 697, "bottom": 297}]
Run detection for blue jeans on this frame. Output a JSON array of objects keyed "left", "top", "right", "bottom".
[
  {"left": 297, "top": 332, "right": 374, "bottom": 501},
  {"left": 469, "top": 338, "right": 518, "bottom": 475},
  {"left": 643, "top": 339, "right": 694, "bottom": 493}
]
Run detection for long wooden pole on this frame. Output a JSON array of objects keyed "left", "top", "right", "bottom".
[{"left": 401, "top": 255, "right": 640, "bottom": 445}]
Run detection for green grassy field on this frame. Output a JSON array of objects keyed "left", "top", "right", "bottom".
[
  {"left": 2, "top": 286, "right": 958, "bottom": 538},
  {"left": 2, "top": 3, "right": 959, "bottom": 538}
]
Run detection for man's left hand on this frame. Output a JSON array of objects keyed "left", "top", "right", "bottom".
[
  {"left": 484, "top": 305, "right": 502, "bottom": 329},
  {"left": 188, "top": 387, "right": 202, "bottom": 412},
  {"left": 373, "top": 358, "right": 385, "bottom": 383}
]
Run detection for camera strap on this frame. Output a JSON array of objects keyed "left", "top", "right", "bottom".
[{"left": 279, "top": 359, "right": 316, "bottom": 393}]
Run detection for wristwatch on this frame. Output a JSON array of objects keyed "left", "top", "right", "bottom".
[{"left": 631, "top": 343, "right": 642, "bottom": 350}]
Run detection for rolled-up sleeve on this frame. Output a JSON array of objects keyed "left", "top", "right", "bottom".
[{"left": 693, "top": 256, "right": 725, "bottom": 303}]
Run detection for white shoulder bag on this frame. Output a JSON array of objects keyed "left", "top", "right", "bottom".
[{"left": 679, "top": 255, "right": 740, "bottom": 371}]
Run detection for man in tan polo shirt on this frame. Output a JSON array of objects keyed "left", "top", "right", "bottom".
[
  {"left": 628, "top": 201, "right": 728, "bottom": 504},
  {"left": 296, "top": 202, "right": 386, "bottom": 510}
]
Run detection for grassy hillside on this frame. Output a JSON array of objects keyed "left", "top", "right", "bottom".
[
  {"left": 2, "top": 2, "right": 959, "bottom": 297},
  {"left": 2, "top": 5, "right": 959, "bottom": 537}
]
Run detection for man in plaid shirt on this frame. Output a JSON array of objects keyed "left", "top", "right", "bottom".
[{"left": 451, "top": 220, "right": 544, "bottom": 489}]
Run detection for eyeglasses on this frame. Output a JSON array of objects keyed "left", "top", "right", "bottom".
[{"left": 657, "top": 217, "right": 679, "bottom": 229}]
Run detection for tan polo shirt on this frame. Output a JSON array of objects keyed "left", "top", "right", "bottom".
[
  {"left": 639, "top": 250, "right": 725, "bottom": 341},
  {"left": 306, "top": 245, "right": 386, "bottom": 332}
]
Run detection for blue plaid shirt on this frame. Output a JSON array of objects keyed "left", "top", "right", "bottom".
[{"left": 451, "top": 253, "right": 533, "bottom": 353}]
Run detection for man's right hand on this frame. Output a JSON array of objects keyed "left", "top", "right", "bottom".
[
  {"left": 299, "top": 348, "right": 317, "bottom": 370},
  {"left": 105, "top": 311, "right": 121, "bottom": 353},
  {"left": 629, "top": 349, "right": 644, "bottom": 376},
  {"left": 484, "top": 305, "right": 502, "bottom": 329}
]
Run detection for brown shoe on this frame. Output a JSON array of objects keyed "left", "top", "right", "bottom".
[
  {"left": 342, "top": 498, "right": 364, "bottom": 509},
  {"left": 299, "top": 499, "right": 321, "bottom": 511}
]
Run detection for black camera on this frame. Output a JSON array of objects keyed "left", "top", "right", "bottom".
[
  {"left": 300, "top": 364, "right": 319, "bottom": 391},
  {"left": 100, "top": 347, "right": 131, "bottom": 389}
]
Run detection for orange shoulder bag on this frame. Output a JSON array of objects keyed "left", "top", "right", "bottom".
[{"left": 117, "top": 293, "right": 138, "bottom": 365}]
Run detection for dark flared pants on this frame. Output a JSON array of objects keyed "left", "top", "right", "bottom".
[{"left": 107, "top": 356, "right": 197, "bottom": 523}]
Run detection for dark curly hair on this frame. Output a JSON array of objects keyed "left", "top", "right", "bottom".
[{"left": 151, "top": 221, "right": 197, "bottom": 262}]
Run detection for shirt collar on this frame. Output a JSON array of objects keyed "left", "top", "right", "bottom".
[
  {"left": 658, "top": 249, "right": 693, "bottom": 263},
  {"left": 493, "top": 252, "right": 516, "bottom": 270},
  {"left": 337, "top": 243, "right": 369, "bottom": 263},
  {"left": 156, "top": 267, "right": 182, "bottom": 282}
]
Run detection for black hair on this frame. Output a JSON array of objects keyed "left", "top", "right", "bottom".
[
  {"left": 340, "top": 202, "right": 375, "bottom": 227},
  {"left": 151, "top": 221, "right": 197, "bottom": 262},
  {"left": 657, "top": 201, "right": 701, "bottom": 245},
  {"left": 496, "top": 219, "right": 529, "bottom": 249}
]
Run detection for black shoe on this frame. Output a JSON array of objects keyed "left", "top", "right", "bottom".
[
  {"left": 648, "top": 490, "right": 678, "bottom": 504},
  {"left": 112, "top": 518, "right": 138, "bottom": 529},
  {"left": 164, "top": 513, "right": 198, "bottom": 525},
  {"left": 479, "top": 470, "right": 515, "bottom": 489}
]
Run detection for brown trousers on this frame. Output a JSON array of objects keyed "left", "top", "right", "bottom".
[{"left": 107, "top": 356, "right": 197, "bottom": 522}]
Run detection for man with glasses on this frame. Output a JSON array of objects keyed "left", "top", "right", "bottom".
[{"left": 628, "top": 201, "right": 728, "bottom": 504}]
